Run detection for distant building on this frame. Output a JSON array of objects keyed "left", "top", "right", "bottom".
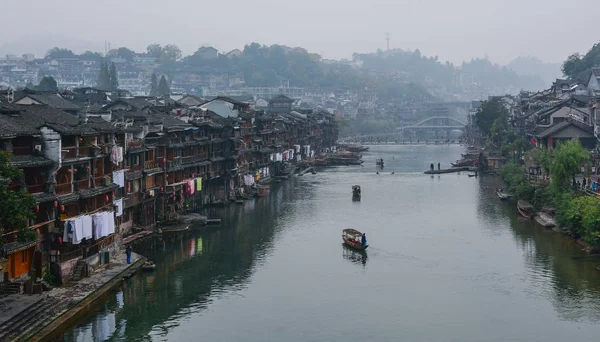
[
  {"left": 226, "top": 49, "right": 242, "bottom": 58},
  {"left": 195, "top": 47, "right": 218, "bottom": 60},
  {"left": 267, "top": 94, "right": 294, "bottom": 114}
]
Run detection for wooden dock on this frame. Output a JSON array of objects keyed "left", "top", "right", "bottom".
[{"left": 424, "top": 166, "right": 471, "bottom": 174}]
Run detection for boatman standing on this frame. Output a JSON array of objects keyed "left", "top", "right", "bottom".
[{"left": 361, "top": 233, "right": 367, "bottom": 246}]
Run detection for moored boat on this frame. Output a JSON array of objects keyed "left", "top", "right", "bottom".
[
  {"left": 142, "top": 261, "right": 156, "bottom": 271},
  {"left": 535, "top": 212, "right": 556, "bottom": 228},
  {"left": 342, "top": 228, "right": 368, "bottom": 250},
  {"left": 254, "top": 185, "right": 270, "bottom": 197},
  {"left": 517, "top": 200, "right": 534, "bottom": 219},
  {"left": 496, "top": 188, "right": 510, "bottom": 200},
  {"left": 352, "top": 185, "right": 361, "bottom": 201}
]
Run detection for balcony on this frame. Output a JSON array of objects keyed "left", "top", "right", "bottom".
[
  {"left": 74, "top": 179, "right": 90, "bottom": 191},
  {"left": 26, "top": 183, "right": 45, "bottom": 194},
  {"left": 55, "top": 183, "right": 72, "bottom": 195},
  {"left": 61, "top": 147, "right": 77, "bottom": 160},
  {"left": 12, "top": 146, "right": 33, "bottom": 155},
  {"left": 166, "top": 160, "right": 183, "bottom": 171},
  {"left": 127, "top": 139, "right": 143, "bottom": 149},
  {"left": 124, "top": 192, "right": 143, "bottom": 209},
  {"left": 144, "top": 160, "right": 156, "bottom": 169},
  {"left": 181, "top": 154, "right": 208, "bottom": 165}
]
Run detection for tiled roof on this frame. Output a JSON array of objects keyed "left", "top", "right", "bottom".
[
  {"left": 34, "top": 192, "right": 57, "bottom": 204},
  {"left": 9, "top": 155, "right": 53, "bottom": 168},
  {"left": 15, "top": 93, "right": 81, "bottom": 111}
]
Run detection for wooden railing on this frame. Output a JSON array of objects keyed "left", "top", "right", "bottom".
[
  {"left": 144, "top": 160, "right": 156, "bottom": 169},
  {"left": 74, "top": 179, "right": 90, "bottom": 191},
  {"left": 27, "top": 183, "right": 45, "bottom": 194},
  {"left": 56, "top": 183, "right": 72, "bottom": 195}
]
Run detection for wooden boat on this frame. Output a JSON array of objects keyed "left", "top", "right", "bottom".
[
  {"left": 352, "top": 185, "right": 361, "bottom": 201},
  {"left": 235, "top": 199, "right": 244, "bottom": 204},
  {"left": 342, "top": 228, "right": 368, "bottom": 250},
  {"left": 468, "top": 173, "right": 478, "bottom": 177},
  {"left": 517, "top": 200, "right": 534, "bottom": 219},
  {"left": 142, "top": 261, "right": 156, "bottom": 271},
  {"left": 535, "top": 212, "right": 556, "bottom": 228},
  {"left": 496, "top": 189, "right": 510, "bottom": 200},
  {"left": 254, "top": 185, "right": 270, "bottom": 197}
]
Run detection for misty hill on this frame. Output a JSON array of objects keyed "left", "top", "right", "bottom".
[
  {"left": 353, "top": 49, "right": 547, "bottom": 99},
  {"left": 506, "top": 56, "right": 562, "bottom": 87},
  {"left": 0, "top": 33, "right": 105, "bottom": 58}
]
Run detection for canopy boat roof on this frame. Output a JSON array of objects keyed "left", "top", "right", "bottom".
[{"left": 343, "top": 228, "right": 363, "bottom": 237}]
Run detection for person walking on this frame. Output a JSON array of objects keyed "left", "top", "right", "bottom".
[{"left": 126, "top": 245, "right": 132, "bottom": 264}]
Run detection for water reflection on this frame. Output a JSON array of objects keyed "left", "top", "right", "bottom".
[
  {"left": 342, "top": 245, "right": 368, "bottom": 267},
  {"left": 477, "top": 174, "right": 600, "bottom": 324}
]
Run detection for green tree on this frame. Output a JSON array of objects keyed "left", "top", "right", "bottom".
[
  {"left": 97, "top": 60, "right": 111, "bottom": 90},
  {"left": 45, "top": 47, "right": 75, "bottom": 59},
  {"left": 149, "top": 73, "right": 158, "bottom": 97},
  {"left": 160, "top": 44, "right": 182, "bottom": 64},
  {"left": 25, "top": 82, "right": 35, "bottom": 90},
  {"left": 108, "top": 47, "right": 136, "bottom": 61},
  {"left": 109, "top": 62, "right": 119, "bottom": 90},
  {"left": 147, "top": 43, "right": 162, "bottom": 58},
  {"left": 34, "top": 76, "right": 58, "bottom": 92},
  {"left": 0, "top": 151, "right": 36, "bottom": 240},
  {"left": 157, "top": 75, "right": 170, "bottom": 96},
  {"left": 475, "top": 98, "right": 508, "bottom": 135},
  {"left": 549, "top": 140, "right": 589, "bottom": 192}
]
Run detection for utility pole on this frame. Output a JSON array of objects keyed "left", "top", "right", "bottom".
[{"left": 385, "top": 32, "right": 390, "bottom": 51}]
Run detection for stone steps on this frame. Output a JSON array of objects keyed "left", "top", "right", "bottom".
[
  {"left": 0, "top": 283, "right": 21, "bottom": 298},
  {"left": 0, "top": 295, "right": 60, "bottom": 341}
]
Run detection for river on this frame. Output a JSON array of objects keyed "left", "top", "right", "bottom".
[{"left": 60, "top": 145, "right": 600, "bottom": 342}]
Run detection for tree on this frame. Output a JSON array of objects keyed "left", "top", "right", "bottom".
[
  {"left": 475, "top": 98, "right": 509, "bottom": 135},
  {"left": 45, "top": 47, "right": 75, "bottom": 59},
  {"left": 549, "top": 140, "right": 589, "bottom": 192},
  {"left": 0, "top": 151, "right": 36, "bottom": 240},
  {"left": 34, "top": 76, "right": 58, "bottom": 92},
  {"left": 79, "top": 51, "right": 104, "bottom": 61},
  {"left": 149, "top": 73, "right": 158, "bottom": 97},
  {"left": 25, "top": 82, "right": 35, "bottom": 90},
  {"left": 157, "top": 75, "right": 170, "bottom": 96},
  {"left": 109, "top": 62, "right": 119, "bottom": 90},
  {"left": 161, "top": 44, "right": 182, "bottom": 64},
  {"left": 147, "top": 44, "right": 162, "bottom": 58},
  {"left": 108, "top": 47, "right": 136, "bottom": 62},
  {"left": 97, "top": 60, "right": 111, "bottom": 90}
]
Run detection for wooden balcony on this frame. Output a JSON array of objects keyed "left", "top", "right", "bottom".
[
  {"left": 61, "top": 147, "right": 77, "bottom": 160},
  {"left": 127, "top": 139, "right": 143, "bottom": 149},
  {"left": 144, "top": 160, "right": 156, "bottom": 169},
  {"left": 181, "top": 154, "right": 208, "bottom": 165},
  {"left": 74, "top": 179, "right": 90, "bottom": 191},
  {"left": 55, "top": 183, "right": 72, "bottom": 195},
  {"left": 26, "top": 183, "right": 45, "bottom": 194},
  {"left": 12, "top": 146, "right": 32, "bottom": 155}
]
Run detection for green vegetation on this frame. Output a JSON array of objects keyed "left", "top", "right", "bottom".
[
  {"left": 562, "top": 42, "right": 600, "bottom": 81},
  {"left": 475, "top": 98, "right": 508, "bottom": 135},
  {"left": 34, "top": 76, "right": 58, "bottom": 92},
  {"left": 97, "top": 60, "right": 111, "bottom": 90},
  {"left": 158, "top": 75, "right": 170, "bottom": 97},
  {"left": 501, "top": 141, "right": 600, "bottom": 246},
  {"left": 109, "top": 62, "right": 119, "bottom": 90},
  {"left": 0, "top": 151, "right": 36, "bottom": 240},
  {"left": 149, "top": 73, "right": 158, "bottom": 97}
]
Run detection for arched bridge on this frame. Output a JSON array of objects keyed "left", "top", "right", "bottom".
[{"left": 398, "top": 116, "right": 467, "bottom": 131}]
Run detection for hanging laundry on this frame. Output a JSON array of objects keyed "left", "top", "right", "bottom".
[
  {"left": 114, "top": 199, "right": 123, "bottom": 217},
  {"left": 111, "top": 146, "right": 119, "bottom": 165},
  {"left": 72, "top": 216, "right": 84, "bottom": 244},
  {"left": 195, "top": 178, "right": 202, "bottom": 191},
  {"left": 188, "top": 179, "right": 195, "bottom": 195},
  {"left": 92, "top": 213, "right": 104, "bottom": 239},
  {"left": 81, "top": 215, "right": 93, "bottom": 240},
  {"left": 117, "top": 147, "right": 124, "bottom": 163}
]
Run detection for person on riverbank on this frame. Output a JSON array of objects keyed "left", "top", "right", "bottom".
[
  {"left": 126, "top": 245, "right": 132, "bottom": 264},
  {"left": 583, "top": 177, "right": 587, "bottom": 189}
]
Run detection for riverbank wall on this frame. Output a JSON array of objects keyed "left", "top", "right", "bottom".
[{"left": 0, "top": 251, "right": 145, "bottom": 342}]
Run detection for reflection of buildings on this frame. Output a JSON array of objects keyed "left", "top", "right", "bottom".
[{"left": 63, "top": 291, "right": 125, "bottom": 342}]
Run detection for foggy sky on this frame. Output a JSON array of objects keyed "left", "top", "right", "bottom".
[{"left": 1, "top": 0, "right": 599, "bottom": 64}]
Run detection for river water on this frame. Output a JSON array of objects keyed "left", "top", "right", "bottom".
[{"left": 60, "top": 145, "right": 600, "bottom": 342}]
